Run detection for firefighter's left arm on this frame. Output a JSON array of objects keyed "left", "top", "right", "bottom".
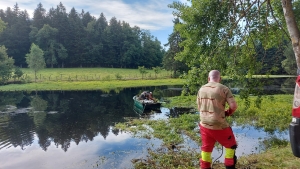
[{"left": 225, "top": 96, "right": 237, "bottom": 116}]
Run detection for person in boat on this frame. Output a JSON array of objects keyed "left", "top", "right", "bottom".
[
  {"left": 147, "top": 92, "right": 154, "bottom": 100},
  {"left": 139, "top": 91, "right": 154, "bottom": 101}
]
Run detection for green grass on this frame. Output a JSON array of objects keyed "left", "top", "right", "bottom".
[
  {"left": 1, "top": 68, "right": 184, "bottom": 91},
  {"left": 20, "top": 68, "right": 172, "bottom": 81},
  {"left": 0, "top": 79, "right": 184, "bottom": 92},
  {"left": 3, "top": 68, "right": 296, "bottom": 91}
]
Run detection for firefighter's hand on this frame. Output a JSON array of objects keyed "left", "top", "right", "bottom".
[{"left": 225, "top": 109, "right": 233, "bottom": 116}]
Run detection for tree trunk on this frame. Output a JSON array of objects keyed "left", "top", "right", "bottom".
[{"left": 282, "top": 0, "right": 300, "bottom": 74}]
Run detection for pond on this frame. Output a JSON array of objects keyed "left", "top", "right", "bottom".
[{"left": 0, "top": 78, "right": 295, "bottom": 168}]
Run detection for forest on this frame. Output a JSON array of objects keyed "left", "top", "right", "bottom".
[
  {"left": 0, "top": 2, "right": 164, "bottom": 69},
  {"left": 0, "top": 1, "right": 298, "bottom": 87}
]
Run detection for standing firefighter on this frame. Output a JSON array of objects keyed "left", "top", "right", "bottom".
[{"left": 197, "top": 70, "right": 238, "bottom": 169}]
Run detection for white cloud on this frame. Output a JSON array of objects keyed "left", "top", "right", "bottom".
[
  {"left": 0, "top": 0, "right": 187, "bottom": 45},
  {"left": 0, "top": 0, "right": 175, "bottom": 31}
]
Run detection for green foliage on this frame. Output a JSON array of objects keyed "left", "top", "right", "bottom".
[
  {"left": 116, "top": 94, "right": 295, "bottom": 168},
  {"left": 0, "top": 3, "right": 163, "bottom": 68},
  {"left": 13, "top": 66, "right": 23, "bottom": 81},
  {"left": 260, "top": 136, "right": 289, "bottom": 150},
  {"left": 102, "top": 75, "right": 111, "bottom": 81},
  {"left": 163, "top": 95, "right": 197, "bottom": 108},
  {"left": 115, "top": 111, "right": 201, "bottom": 168},
  {"left": 234, "top": 95, "right": 293, "bottom": 133},
  {"left": 30, "top": 95, "right": 48, "bottom": 111},
  {"left": 282, "top": 43, "right": 297, "bottom": 75},
  {"left": 166, "top": 94, "right": 293, "bottom": 133},
  {"left": 116, "top": 113, "right": 199, "bottom": 146},
  {"left": 0, "top": 18, "right": 6, "bottom": 33},
  {"left": 132, "top": 148, "right": 200, "bottom": 169},
  {"left": 31, "top": 3, "right": 47, "bottom": 30},
  {"left": 168, "top": 0, "right": 295, "bottom": 95},
  {"left": 26, "top": 43, "right": 46, "bottom": 82},
  {"left": 163, "top": 18, "right": 188, "bottom": 76},
  {"left": 115, "top": 73, "right": 122, "bottom": 80},
  {"left": 0, "top": 4, "right": 31, "bottom": 67},
  {"left": 138, "top": 66, "right": 148, "bottom": 79},
  {"left": 152, "top": 66, "right": 162, "bottom": 78},
  {"left": 236, "top": 144, "right": 300, "bottom": 168},
  {"left": 0, "top": 46, "right": 15, "bottom": 84},
  {"left": 31, "top": 24, "right": 68, "bottom": 68}
]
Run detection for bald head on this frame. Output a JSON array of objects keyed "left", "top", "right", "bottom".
[{"left": 208, "top": 70, "right": 221, "bottom": 82}]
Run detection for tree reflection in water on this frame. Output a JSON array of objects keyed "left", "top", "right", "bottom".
[{"left": 0, "top": 86, "right": 182, "bottom": 152}]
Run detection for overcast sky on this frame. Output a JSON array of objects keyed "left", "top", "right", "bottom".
[{"left": 0, "top": 0, "right": 189, "bottom": 48}]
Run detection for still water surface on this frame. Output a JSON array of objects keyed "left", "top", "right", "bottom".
[{"left": 0, "top": 79, "right": 295, "bottom": 169}]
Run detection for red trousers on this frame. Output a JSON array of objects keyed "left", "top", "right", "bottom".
[{"left": 200, "top": 124, "right": 237, "bottom": 169}]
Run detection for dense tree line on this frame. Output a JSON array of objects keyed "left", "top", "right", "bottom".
[{"left": 0, "top": 3, "right": 164, "bottom": 68}]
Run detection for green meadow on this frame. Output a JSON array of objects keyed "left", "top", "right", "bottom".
[
  {"left": 20, "top": 68, "right": 171, "bottom": 80},
  {"left": 0, "top": 68, "right": 184, "bottom": 91},
  {"left": 3, "top": 67, "right": 295, "bottom": 92}
]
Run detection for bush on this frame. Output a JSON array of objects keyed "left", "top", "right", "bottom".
[
  {"left": 102, "top": 75, "right": 111, "bottom": 81},
  {"left": 13, "top": 67, "right": 23, "bottom": 81},
  {"left": 115, "top": 73, "right": 123, "bottom": 80}
]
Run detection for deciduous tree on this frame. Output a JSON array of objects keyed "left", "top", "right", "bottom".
[
  {"left": 138, "top": 66, "right": 148, "bottom": 79},
  {"left": 13, "top": 66, "right": 23, "bottom": 81},
  {"left": 152, "top": 66, "right": 162, "bottom": 78},
  {"left": 31, "top": 24, "right": 68, "bottom": 68},
  {"left": 0, "top": 45, "right": 14, "bottom": 84},
  {"left": 169, "top": 0, "right": 300, "bottom": 95},
  {"left": 0, "top": 18, "right": 16, "bottom": 85},
  {"left": 26, "top": 43, "right": 45, "bottom": 82}
]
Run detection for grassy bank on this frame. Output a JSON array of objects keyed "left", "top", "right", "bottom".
[
  {"left": 0, "top": 68, "right": 184, "bottom": 91},
  {"left": 115, "top": 94, "right": 300, "bottom": 168},
  {"left": 0, "top": 79, "right": 184, "bottom": 92},
  {"left": 19, "top": 68, "right": 173, "bottom": 81},
  {"left": 2, "top": 68, "right": 296, "bottom": 91}
]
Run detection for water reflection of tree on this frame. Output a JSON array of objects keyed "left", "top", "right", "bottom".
[
  {"left": 224, "top": 77, "right": 295, "bottom": 96},
  {"left": 281, "top": 77, "right": 295, "bottom": 94},
  {"left": 258, "top": 135, "right": 289, "bottom": 151},
  {"left": 0, "top": 92, "right": 34, "bottom": 150},
  {"left": 0, "top": 91, "right": 24, "bottom": 111},
  {"left": 0, "top": 114, "right": 35, "bottom": 150},
  {"left": 33, "top": 90, "right": 140, "bottom": 152},
  {"left": 30, "top": 95, "right": 48, "bottom": 112},
  {"left": 0, "top": 87, "right": 173, "bottom": 152}
]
